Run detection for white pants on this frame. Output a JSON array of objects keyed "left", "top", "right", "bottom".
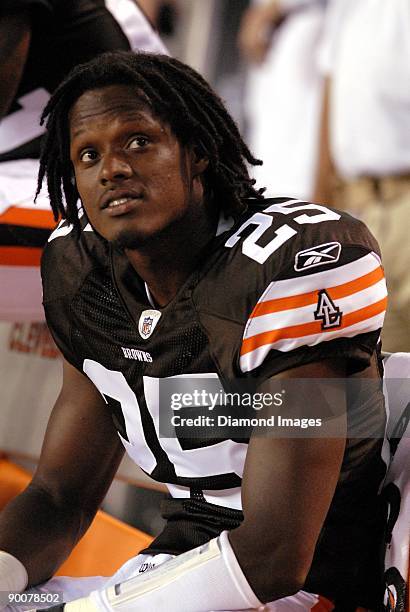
[{"left": 6, "top": 553, "right": 332, "bottom": 612}]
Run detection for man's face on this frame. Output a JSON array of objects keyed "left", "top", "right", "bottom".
[{"left": 69, "top": 84, "right": 206, "bottom": 248}]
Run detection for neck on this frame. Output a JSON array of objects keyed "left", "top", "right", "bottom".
[{"left": 125, "top": 208, "right": 217, "bottom": 308}]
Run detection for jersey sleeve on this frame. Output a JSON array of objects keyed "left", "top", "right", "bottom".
[
  {"left": 238, "top": 206, "right": 387, "bottom": 376},
  {"left": 41, "top": 219, "right": 110, "bottom": 372},
  {"left": 41, "top": 223, "right": 82, "bottom": 370}
]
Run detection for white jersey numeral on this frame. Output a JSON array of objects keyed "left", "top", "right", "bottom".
[
  {"left": 47, "top": 220, "right": 74, "bottom": 243},
  {"left": 263, "top": 200, "right": 340, "bottom": 224},
  {"left": 225, "top": 201, "right": 341, "bottom": 264},
  {"left": 84, "top": 359, "right": 158, "bottom": 473},
  {"left": 224, "top": 213, "right": 297, "bottom": 265},
  {"left": 143, "top": 375, "right": 246, "bottom": 479},
  {"left": 83, "top": 360, "right": 247, "bottom": 480},
  {"left": 47, "top": 208, "right": 91, "bottom": 242}
]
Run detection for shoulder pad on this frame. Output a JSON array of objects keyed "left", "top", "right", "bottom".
[{"left": 41, "top": 216, "right": 110, "bottom": 303}]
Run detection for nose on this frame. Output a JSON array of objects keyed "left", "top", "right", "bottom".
[{"left": 100, "top": 150, "right": 133, "bottom": 185}]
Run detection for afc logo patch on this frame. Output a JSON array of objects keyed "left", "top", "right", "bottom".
[{"left": 314, "top": 290, "right": 342, "bottom": 329}]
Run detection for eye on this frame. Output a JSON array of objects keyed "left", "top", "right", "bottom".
[
  {"left": 128, "top": 135, "right": 149, "bottom": 149},
  {"left": 79, "top": 149, "right": 98, "bottom": 163}
]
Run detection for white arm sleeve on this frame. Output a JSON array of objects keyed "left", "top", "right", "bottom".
[
  {"left": 64, "top": 532, "right": 263, "bottom": 612},
  {"left": 0, "top": 550, "right": 28, "bottom": 610}
]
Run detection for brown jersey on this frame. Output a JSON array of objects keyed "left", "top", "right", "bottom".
[{"left": 42, "top": 198, "right": 388, "bottom": 607}]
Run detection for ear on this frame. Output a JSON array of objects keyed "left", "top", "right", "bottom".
[{"left": 190, "top": 145, "right": 209, "bottom": 177}]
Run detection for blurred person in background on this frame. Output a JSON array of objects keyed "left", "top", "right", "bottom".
[
  {"left": 139, "top": 0, "right": 178, "bottom": 36},
  {"left": 313, "top": 0, "right": 410, "bottom": 353},
  {"left": 0, "top": 0, "right": 167, "bottom": 322},
  {"left": 238, "top": 0, "right": 327, "bottom": 200}
]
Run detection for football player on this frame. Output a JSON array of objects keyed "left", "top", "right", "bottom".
[
  {"left": 0, "top": 52, "right": 388, "bottom": 610},
  {"left": 0, "top": 0, "right": 167, "bottom": 321}
]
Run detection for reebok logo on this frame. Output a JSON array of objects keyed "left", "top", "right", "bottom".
[
  {"left": 138, "top": 562, "right": 156, "bottom": 573},
  {"left": 121, "top": 347, "right": 153, "bottom": 363},
  {"left": 294, "top": 242, "right": 341, "bottom": 272}
]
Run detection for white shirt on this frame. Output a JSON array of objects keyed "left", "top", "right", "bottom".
[
  {"left": 106, "top": 0, "right": 167, "bottom": 55},
  {"left": 247, "top": 0, "right": 326, "bottom": 199},
  {"left": 319, "top": 0, "right": 410, "bottom": 178}
]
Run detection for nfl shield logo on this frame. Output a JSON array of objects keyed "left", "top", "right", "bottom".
[
  {"left": 138, "top": 309, "right": 162, "bottom": 339},
  {"left": 142, "top": 316, "right": 153, "bottom": 337}
]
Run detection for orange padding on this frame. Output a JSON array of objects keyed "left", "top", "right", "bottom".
[
  {"left": 0, "top": 457, "right": 31, "bottom": 507},
  {"left": 57, "top": 509, "right": 153, "bottom": 577},
  {"left": 0, "top": 206, "right": 56, "bottom": 229},
  {"left": 0, "top": 458, "right": 153, "bottom": 577},
  {"left": 0, "top": 246, "right": 42, "bottom": 266}
]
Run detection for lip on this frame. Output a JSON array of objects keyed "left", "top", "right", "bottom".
[
  {"left": 104, "top": 197, "right": 144, "bottom": 217},
  {"left": 100, "top": 189, "right": 144, "bottom": 210}
]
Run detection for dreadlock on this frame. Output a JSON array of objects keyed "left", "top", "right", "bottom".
[{"left": 36, "top": 51, "right": 264, "bottom": 230}]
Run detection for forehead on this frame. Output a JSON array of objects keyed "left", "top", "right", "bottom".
[{"left": 69, "top": 84, "right": 161, "bottom": 137}]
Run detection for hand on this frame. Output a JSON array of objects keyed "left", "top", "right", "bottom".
[{"left": 237, "top": 1, "right": 283, "bottom": 64}]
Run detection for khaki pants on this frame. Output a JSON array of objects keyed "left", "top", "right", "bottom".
[{"left": 333, "top": 176, "right": 410, "bottom": 353}]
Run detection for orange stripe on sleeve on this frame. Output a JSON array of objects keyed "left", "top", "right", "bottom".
[
  {"left": 0, "top": 206, "right": 56, "bottom": 229},
  {"left": 250, "top": 266, "right": 384, "bottom": 318},
  {"left": 241, "top": 296, "right": 387, "bottom": 356},
  {"left": 0, "top": 247, "right": 42, "bottom": 266}
]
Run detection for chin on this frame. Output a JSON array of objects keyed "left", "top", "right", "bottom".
[
  {"left": 109, "top": 214, "right": 183, "bottom": 251},
  {"left": 111, "top": 228, "right": 149, "bottom": 251}
]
